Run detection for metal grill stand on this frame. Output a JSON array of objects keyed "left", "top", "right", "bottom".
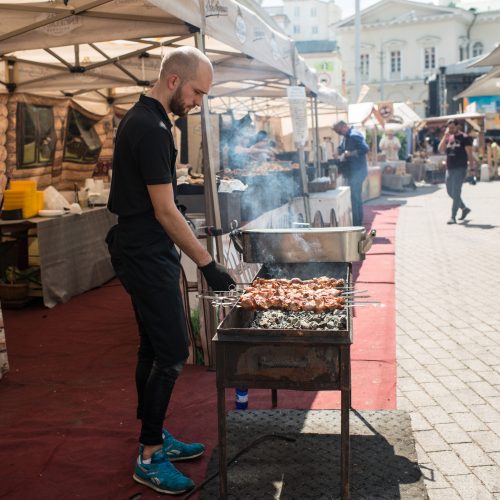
[{"left": 214, "top": 263, "right": 353, "bottom": 499}]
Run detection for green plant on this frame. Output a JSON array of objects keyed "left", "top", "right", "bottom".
[
  {"left": 0, "top": 239, "right": 40, "bottom": 285},
  {"left": 190, "top": 307, "right": 205, "bottom": 365},
  {"left": 4, "top": 265, "right": 41, "bottom": 286}
]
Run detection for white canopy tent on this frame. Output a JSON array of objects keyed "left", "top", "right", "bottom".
[
  {"left": 455, "top": 45, "right": 500, "bottom": 99},
  {"left": 468, "top": 44, "right": 500, "bottom": 69}
]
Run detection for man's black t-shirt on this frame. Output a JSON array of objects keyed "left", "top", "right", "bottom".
[
  {"left": 445, "top": 132, "right": 472, "bottom": 169},
  {"left": 108, "top": 95, "right": 177, "bottom": 218}
]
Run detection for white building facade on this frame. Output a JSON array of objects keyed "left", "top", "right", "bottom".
[
  {"left": 261, "top": 0, "right": 344, "bottom": 90},
  {"left": 334, "top": 0, "right": 500, "bottom": 116},
  {"left": 261, "top": 0, "right": 342, "bottom": 41}
]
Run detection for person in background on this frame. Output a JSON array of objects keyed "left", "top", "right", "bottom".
[
  {"left": 438, "top": 119, "right": 474, "bottom": 224},
  {"left": 332, "top": 120, "right": 369, "bottom": 227},
  {"left": 379, "top": 129, "right": 401, "bottom": 161},
  {"left": 106, "top": 47, "right": 235, "bottom": 495},
  {"left": 486, "top": 137, "right": 499, "bottom": 178}
]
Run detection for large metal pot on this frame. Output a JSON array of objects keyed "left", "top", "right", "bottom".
[{"left": 230, "top": 226, "right": 376, "bottom": 263}]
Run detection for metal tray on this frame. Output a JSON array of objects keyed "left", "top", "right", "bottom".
[{"left": 236, "top": 227, "right": 376, "bottom": 263}]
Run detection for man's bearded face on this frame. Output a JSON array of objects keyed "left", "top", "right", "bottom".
[{"left": 170, "top": 83, "right": 188, "bottom": 117}]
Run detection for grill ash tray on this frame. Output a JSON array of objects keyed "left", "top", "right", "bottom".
[{"left": 217, "top": 262, "right": 352, "bottom": 343}]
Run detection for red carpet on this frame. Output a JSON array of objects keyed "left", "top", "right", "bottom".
[{"left": 0, "top": 204, "right": 398, "bottom": 499}]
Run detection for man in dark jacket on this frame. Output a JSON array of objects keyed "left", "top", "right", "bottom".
[
  {"left": 438, "top": 119, "right": 473, "bottom": 224},
  {"left": 333, "top": 120, "right": 369, "bottom": 226},
  {"left": 106, "top": 47, "right": 234, "bottom": 495}
]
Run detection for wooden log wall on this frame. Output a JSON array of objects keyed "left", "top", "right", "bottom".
[{"left": 1, "top": 93, "right": 114, "bottom": 195}]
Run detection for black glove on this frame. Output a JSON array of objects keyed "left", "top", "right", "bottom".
[{"left": 199, "top": 260, "right": 235, "bottom": 291}]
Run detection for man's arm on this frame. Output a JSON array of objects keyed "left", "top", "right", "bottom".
[
  {"left": 147, "top": 183, "right": 212, "bottom": 267},
  {"left": 465, "top": 145, "right": 475, "bottom": 171},
  {"left": 438, "top": 129, "right": 449, "bottom": 154},
  {"left": 347, "top": 133, "right": 369, "bottom": 157}
]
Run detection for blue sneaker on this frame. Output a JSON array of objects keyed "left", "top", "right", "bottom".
[
  {"left": 162, "top": 429, "right": 205, "bottom": 462},
  {"left": 133, "top": 446, "right": 194, "bottom": 495}
]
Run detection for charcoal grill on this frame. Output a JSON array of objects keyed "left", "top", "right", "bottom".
[{"left": 214, "top": 231, "right": 367, "bottom": 500}]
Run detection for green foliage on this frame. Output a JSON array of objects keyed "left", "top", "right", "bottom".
[
  {"left": 190, "top": 307, "right": 205, "bottom": 365},
  {"left": 0, "top": 239, "right": 40, "bottom": 285}
]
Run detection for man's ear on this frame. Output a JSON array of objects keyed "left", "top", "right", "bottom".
[{"left": 165, "top": 74, "right": 181, "bottom": 91}]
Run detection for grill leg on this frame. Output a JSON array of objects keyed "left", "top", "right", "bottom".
[
  {"left": 271, "top": 389, "right": 278, "bottom": 408},
  {"left": 340, "top": 345, "right": 351, "bottom": 500},
  {"left": 217, "top": 384, "right": 228, "bottom": 499}
]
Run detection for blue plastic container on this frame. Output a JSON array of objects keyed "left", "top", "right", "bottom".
[{"left": 235, "top": 388, "right": 248, "bottom": 410}]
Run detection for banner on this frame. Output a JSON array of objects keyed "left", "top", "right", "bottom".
[{"left": 287, "top": 86, "right": 308, "bottom": 146}]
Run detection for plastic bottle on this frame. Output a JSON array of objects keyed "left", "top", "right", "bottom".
[{"left": 235, "top": 388, "right": 248, "bottom": 410}]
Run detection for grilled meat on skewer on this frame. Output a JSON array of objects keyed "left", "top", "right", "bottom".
[{"left": 240, "top": 276, "right": 347, "bottom": 313}]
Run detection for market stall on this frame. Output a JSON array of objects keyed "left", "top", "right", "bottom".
[{"left": 415, "top": 112, "right": 485, "bottom": 184}]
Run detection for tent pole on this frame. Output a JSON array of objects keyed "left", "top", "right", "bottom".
[
  {"left": 194, "top": 31, "right": 223, "bottom": 263},
  {"left": 313, "top": 95, "right": 321, "bottom": 177}
]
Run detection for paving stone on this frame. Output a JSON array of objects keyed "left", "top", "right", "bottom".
[
  {"left": 419, "top": 406, "right": 453, "bottom": 425},
  {"left": 469, "top": 404, "right": 500, "bottom": 424},
  {"left": 405, "top": 390, "right": 437, "bottom": 408},
  {"left": 468, "top": 381, "right": 500, "bottom": 399},
  {"left": 420, "top": 381, "right": 452, "bottom": 398},
  {"left": 435, "top": 423, "right": 472, "bottom": 444},
  {"left": 415, "top": 430, "right": 450, "bottom": 452},
  {"left": 452, "top": 412, "right": 489, "bottom": 432},
  {"left": 397, "top": 395, "right": 416, "bottom": 412},
  {"left": 487, "top": 397, "right": 500, "bottom": 412},
  {"left": 420, "top": 464, "right": 450, "bottom": 490},
  {"left": 411, "top": 368, "right": 438, "bottom": 383},
  {"left": 452, "top": 388, "right": 487, "bottom": 406},
  {"left": 491, "top": 452, "right": 500, "bottom": 467},
  {"left": 468, "top": 431, "right": 500, "bottom": 453},
  {"left": 439, "top": 357, "right": 468, "bottom": 371},
  {"left": 410, "top": 412, "right": 433, "bottom": 431},
  {"left": 427, "top": 450, "right": 470, "bottom": 475},
  {"left": 448, "top": 473, "right": 496, "bottom": 499},
  {"left": 451, "top": 443, "right": 494, "bottom": 466},
  {"left": 454, "top": 369, "right": 484, "bottom": 383},
  {"left": 463, "top": 359, "right": 494, "bottom": 372},
  {"left": 487, "top": 422, "right": 500, "bottom": 436},
  {"left": 438, "top": 375, "right": 468, "bottom": 390},
  {"left": 427, "top": 487, "right": 461, "bottom": 500},
  {"left": 399, "top": 377, "right": 423, "bottom": 392},
  {"left": 472, "top": 466, "right": 500, "bottom": 493},
  {"left": 437, "top": 394, "right": 469, "bottom": 413},
  {"left": 415, "top": 443, "right": 430, "bottom": 464},
  {"left": 426, "top": 363, "right": 453, "bottom": 377}
]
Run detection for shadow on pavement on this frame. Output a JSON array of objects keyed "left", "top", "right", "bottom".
[
  {"left": 460, "top": 221, "right": 497, "bottom": 230},
  {"left": 199, "top": 410, "right": 425, "bottom": 500}
]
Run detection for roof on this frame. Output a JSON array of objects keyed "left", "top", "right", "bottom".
[
  {"left": 334, "top": 0, "right": 470, "bottom": 29},
  {"left": 296, "top": 40, "right": 337, "bottom": 54},
  {"left": 445, "top": 56, "right": 491, "bottom": 76}
]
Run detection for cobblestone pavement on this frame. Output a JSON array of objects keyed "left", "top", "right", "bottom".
[{"left": 370, "top": 180, "right": 500, "bottom": 499}]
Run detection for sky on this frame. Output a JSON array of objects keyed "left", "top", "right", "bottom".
[{"left": 335, "top": 0, "right": 500, "bottom": 18}]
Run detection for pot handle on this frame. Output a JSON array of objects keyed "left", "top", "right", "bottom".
[
  {"left": 229, "top": 225, "right": 244, "bottom": 254},
  {"left": 359, "top": 229, "right": 376, "bottom": 255}
]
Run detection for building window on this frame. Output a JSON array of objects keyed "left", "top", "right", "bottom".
[
  {"left": 360, "top": 53, "right": 370, "bottom": 80},
  {"left": 424, "top": 46, "right": 436, "bottom": 70},
  {"left": 459, "top": 46, "right": 465, "bottom": 61},
  {"left": 293, "top": 25, "right": 300, "bottom": 34},
  {"left": 312, "top": 26, "right": 318, "bottom": 34},
  {"left": 311, "top": 7, "right": 317, "bottom": 16},
  {"left": 16, "top": 103, "right": 56, "bottom": 168},
  {"left": 294, "top": 6, "right": 300, "bottom": 16},
  {"left": 390, "top": 50, "right": 401, "bottom": 76},
  {"left": 472, "top": 41, "right": 483, "bottom": 57},
  {"left": 63, "top": 108, "right": 102, "bottom": 164}
]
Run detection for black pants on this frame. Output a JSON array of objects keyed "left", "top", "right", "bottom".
[{"left": 106, "top": 217, "right": 189, "bottom": 445}]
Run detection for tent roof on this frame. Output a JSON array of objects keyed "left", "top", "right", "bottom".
[
  {"left": 454, "top": 68, "right": 500, "bottom": 99},
  {"left": 468, "top": 44, "right": 500, "bottom": 68},
  {"left": 348, "top": 101, "right": 420, "bottom": 128},
  {"left": 415, "top": 112, "right": 485, "bottom": 130}
]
